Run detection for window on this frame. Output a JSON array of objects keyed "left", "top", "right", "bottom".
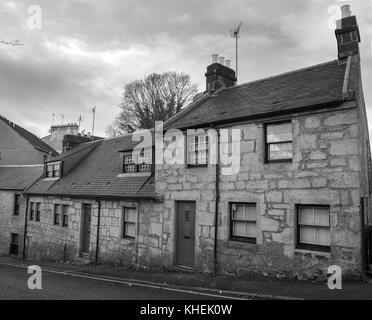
[
  {"left": 187, "top": 134, "right": 209, "bottom": 167},
  {"left": 230, "top": 203, "right": 257, "bottom": 243},
  {"left": 122, "top": 207, "right": 136, "bottom": 239},
  {"left": 10, "top": 233, "right": 19, "bottom": 255},
  {"left": 35, "top": 203, "right": 41, "bottom": 222},
  {"left": 265, "top": 122, "right": 293, "bottom": 162},
  {"left": 297, "top": 205, "right": 330, "bottom": 252},
  {"left": 62, "top": 205, "right": 69, "bottom": 227},
  {"left": 45, "top": 161, "right": 61, "bottom": 178},
  {"left": 29, "top": 202, "right": 35, "bottom": 221},
  {"left": 54, "top": 204, "right": 61, "bottom": 225},
  {"left": 123, "top": 150, "right": 152, "bottom": 173},
  {"left": 14, "top": 194, "right": 21, "bottom": 216}
]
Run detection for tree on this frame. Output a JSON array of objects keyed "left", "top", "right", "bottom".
[{"left": 106, "top": 72, "right": 198, "bottom": 137}]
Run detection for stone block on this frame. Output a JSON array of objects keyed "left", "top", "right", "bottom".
[{"left": 330, "top": 140, "right": 358, "bottom": 156}]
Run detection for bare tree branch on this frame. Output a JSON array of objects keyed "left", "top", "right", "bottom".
[{"left": 106, "top": 72, "right": 198, "bottom": 137}]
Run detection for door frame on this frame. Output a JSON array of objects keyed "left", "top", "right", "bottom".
[
  {"left": 174, "top": 200, "right": 196, "bottom": 268},
  {"left": 80, "top": 203, "right": 92, "bottom": 255}
]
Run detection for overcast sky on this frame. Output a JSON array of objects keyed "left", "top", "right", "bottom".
[{"left": 0, "top": 0, "right": 371, "bottom": 138}]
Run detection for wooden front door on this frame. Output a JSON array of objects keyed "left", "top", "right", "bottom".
[
  {"left": 81, "top": 204, "right": 92, "bottom": 254},
  {"left": 176, "top": 201, "right": 196, "bottom": 268}
]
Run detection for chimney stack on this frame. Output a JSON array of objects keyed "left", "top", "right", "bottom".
[
  {"left": 335, "top": 5, "right": 360, "bottom": 59},
  {"left": 205, "top": 54, "right": 236, "bottom": 92}
]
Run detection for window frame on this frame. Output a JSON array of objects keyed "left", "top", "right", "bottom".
[
  {"left": 29, "top": 202, "right": 35, "bottom": 221},
  {"left": 62, "top": 205, "right": 69, "bottom": 227},
  {"left": 35, "top": 202, "right": 41, "bottom": 222},
  {"left": 122, "top": 149, "right": 153, "bottom": 174},
  {"left": 54, "top": 204, "right": 61, "bottom": 226},
  {"left": 122, "top": 207, "right": 137, "bottom": 240},
  {"left": 9, "top": 233, "right": 19, "bottom": 255},
  {"left": 13, "top": 194, "right": 21, "bottom": 216},
  {"left": 187, "top": 133, "right": 209, "bottom": 168},
  {"left": 229, "top": 202, "right": 257, "bottom": 244},
  {"left": 264, "top": 121, "right": 293, "bottom": 163},
  {"left": 44, "top": 161, "right": 63, "bottom": 178},
  {"left": 296, "top": 204, "right": 331, "bottom": 253}
]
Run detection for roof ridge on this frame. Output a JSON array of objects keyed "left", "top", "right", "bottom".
[
  {"left": 50, "top": 139, "right": 102, "bottom": 161},
  {"left": 220, "top": 60, "right": 339, "bottom": 93},
  {"left": 0, "top": 114, "right": 59, "bottom": 156}
]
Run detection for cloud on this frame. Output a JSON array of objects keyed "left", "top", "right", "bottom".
[{"left": 0, "top": 0, "right": 371, "bottom": 139}]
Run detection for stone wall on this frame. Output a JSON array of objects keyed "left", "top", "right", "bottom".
[
  {"left": 0, "top": 190, "right": 26, "bottom": 257},
  {"left": 97, "top": 200, "right": 170, "bottom": 269},
  {"left": 26, "top": 196, "right": 168, "bottom": 268},
  {"left": 156, "top": 104, "right": 363, "bottom": 279},
  {"left": 26, "top": 196, "right": 95, "bottom": 261}
]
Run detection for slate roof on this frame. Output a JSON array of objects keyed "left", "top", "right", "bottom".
[
  {"left": 26, "top": 134, "right": 154, "bottom": 199},
  {"left": 0, "top": 115, "right": 58, "bottom": 156},
  {"left": 0, "top": 166, "right": 44, "bottom": 190},
  {"left": 165, "top": 60, "right": 348, "bottom": 130}
]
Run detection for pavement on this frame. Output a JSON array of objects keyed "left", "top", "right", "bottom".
[{"left": 0, "top": 256, "right": 371, "bottom": 300}]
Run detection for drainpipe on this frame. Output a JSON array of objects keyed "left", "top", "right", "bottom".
[
  {"left": 95, "top": 198, "right": 101, "bottom": 266},
  {"left": 360, "top": 197, "right": 367, "bottom": 281},
  {"left": 22, "top": 196, "right": 29, "bottom": 260},
  {"left": 213, "top": 128, "right": 220, "bottom": 275}
]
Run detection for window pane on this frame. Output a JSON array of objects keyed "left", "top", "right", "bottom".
[
  {"left": 232, "top": 204, "right": 245, "bottom": 220},
  {"left": 245, "top": 205, "right": 257, "bottom": 221},
  {"left": 233, "top": 221, "right": 246, "bottom": 237},
  {"left": 299, "top": 207, "right": 314, "bottom": 225},
  {"left": 268, "top": 143, "right": 292, "bottom": 160},
  {"left": 314, "top": 208, "right": 330, "bottom": 226},
  {"left": 300, "top": 226, "right": 315, "bottom": 244},
  {"left": 315, "top": 228, "right": 330, "bottom": 246},
  {"left": 232, "top": 221, "right": 256, "bottom": 238},
  {"left": 124, "top": 164, "right": 136, "bottom": 172},
  {"left": 267, "top": 123, "right": 292, "bottom": 143},
  {"left": 125, "top": 222, "right": 136, "bottom": 238},
  {"left": 124, "top": 208, "right": 136, "bottom": 223}
]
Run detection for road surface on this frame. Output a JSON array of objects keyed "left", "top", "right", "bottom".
[{"left": 0, "top": 264, "right": 225, "bottom": 300}]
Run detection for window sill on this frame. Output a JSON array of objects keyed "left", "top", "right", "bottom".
[
  {"left": 43, "top": 177, "right": 60, "bottom": 181},
  {"left": 121, "top": 236, "right": 135, "bottom": 242},
  {"left": 118, "top": 172, "right": 152, "bottom": 178},
  {"left": 228, "top": 238, "right": 257, "bottom": 247},
  {"left": 294, "top": 248, "right": 330, "bottom": 258}
]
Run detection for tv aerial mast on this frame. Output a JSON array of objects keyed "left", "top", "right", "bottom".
[{"left": 230, "top": 21, "right": 243, "bottom": 82}]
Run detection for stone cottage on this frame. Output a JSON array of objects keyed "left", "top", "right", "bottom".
[
  {"left": 0, "top": 115, "right": 56, "bottom": 257},
  {"left": 158, "top": 5, "right": 371, "bottom": 279},
  {"left": 18, "top": 5, "right": 372, "bottom": 279}
]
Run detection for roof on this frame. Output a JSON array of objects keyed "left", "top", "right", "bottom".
[
  {"left": 165, "top": 60, "right": 349, "bottom": 130},
  {"left": 26, "top": 134, "right": 154, "bottom": 199},
  {"left": 0, "top": 115, "right": 59, "bottom": 156},
  {"left": 0, "top": 165, "right": 43, "bottom": 190}
]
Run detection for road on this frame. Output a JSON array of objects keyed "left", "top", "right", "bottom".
[{"left": 0, "top": 264, "right": 225, "bottom": 300}]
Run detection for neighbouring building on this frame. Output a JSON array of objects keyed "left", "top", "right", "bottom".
[
  {"left": 0, "top": 115, "right": 58, "bottom": 165},
  {"left": 16, "top": 5, "right": 372, "bottom": 280},
  {"left": 42, "top": 123, "right": 101, "bottom": 154},
  {"left": 0, "top": 166, "right": 44, "bottom": 257}
]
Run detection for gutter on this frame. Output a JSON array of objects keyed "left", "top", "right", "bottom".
[
  {"left": 95, "top": 198, "right": 102, "bottom": 265},
  {"left": 22, "top": 196, "right": 29, "bottom": 260}
]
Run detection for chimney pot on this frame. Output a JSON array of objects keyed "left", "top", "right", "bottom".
[
  {"left": 225, "top": 59, "right": 231, "bottom": 68},
  {"left": 212, "top": 54, "right": 218, "bottom": 64},
  {"left": 218, "top": 56, "right": 225, "bottom": 65},
  {"left": 341, "top": 5, "right": 351, "bottom": 18}
]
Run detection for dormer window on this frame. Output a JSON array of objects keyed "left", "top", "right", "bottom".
[
  {"left": 45, "top": 161, "right": 62, "bottom": 178},
  {"left": 123, "top": 149, "right": 152, "bottom": 173}
]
